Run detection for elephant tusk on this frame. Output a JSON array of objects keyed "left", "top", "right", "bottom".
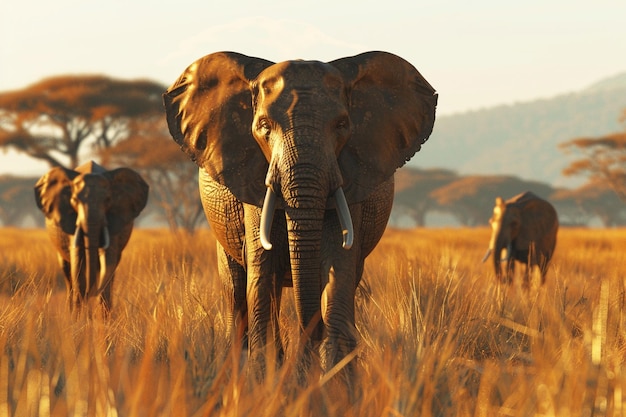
[
  {"left": 481, "top": 248, "right": 492, "bottom": 263},
  {"left": 260, "top": 187, "right": 276, "bottom": 250},
  {"left": 334, "top": 188, "right": 354, "bottom": 250},
  {"left": 101, "top": 226, "right": 110, "bottom": 250},
  {"left": 98, "top": 249, "right": 108, "bottom": 294},
  {"left": 73, "top": 226, "right": 84, "bottom": 248}
]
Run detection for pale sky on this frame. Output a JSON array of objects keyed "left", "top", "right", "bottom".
[{"left": 1, "top": 0, "right": 625, "bottom": 175}]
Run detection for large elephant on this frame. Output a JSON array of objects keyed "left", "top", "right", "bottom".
[
  {"left": 163, "top": 51, "right": 437, "bottom": 377},
  {"left": 482, "top": 191, "right": 558, "bottom": 287},
  {"left": 34, "top": 161, "right": 149, "bottom": 310}
]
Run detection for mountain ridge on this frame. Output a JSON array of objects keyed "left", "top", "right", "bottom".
[{"left": 412, "top": 74, "right": 626, "bottom": 188}]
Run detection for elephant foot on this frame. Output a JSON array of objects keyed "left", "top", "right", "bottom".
[
  {"left": 320, "top": 337, "right": 358, "bottom": 388},
  {"left": 246, "top": 343, "right": 286, "bottom": 386},
  {"left": 496, "top": 276, "right": 511, "bottom": 286},
  {"left": 247, "top": 351, "right": 267, "bottom": 385}
]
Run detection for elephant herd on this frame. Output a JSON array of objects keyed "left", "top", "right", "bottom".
[{"left": 31, "top": 51, "right": 559, "bottom": 382}]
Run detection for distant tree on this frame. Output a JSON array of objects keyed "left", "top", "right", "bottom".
[
  {"left": 100, "top": 117, "right": 205, "bottom": 234},
  {"left": 0, "top": 75, "right": 164, "bottom": 169},
  {"left": 431, "top": 175, "right": 555, "bottom": 226},
  {"left": 560, "top": 109, "right": 626, "bottom": 202},
  {"left": 393, "top": 167, "right": 458, "bottom": 226},
  {"left": 551, "top": 181, "right": 626, "bottom": 227},
  {"left": 0, "top": 175, "right": 44, "bottom": 227},
  {"left": 549, "top": 188, "right": 591, "bottom": 227}
]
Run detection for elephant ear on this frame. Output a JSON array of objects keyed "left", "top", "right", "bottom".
[
  {"left": 331, "top": 51, "right": 438, "bottom": 203},
  {"left": 105, "top": 168, "right": 149, "bottom": 234},
  {"left": 34, "top": 167, "right": 78, "bottom": 234},
  {"left": 163, "top": 51, "right": 274, "bottom": 207}
]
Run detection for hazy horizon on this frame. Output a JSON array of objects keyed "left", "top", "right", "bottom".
[{"left": 2, "top": 0, "right": 625, "bottom": 175}]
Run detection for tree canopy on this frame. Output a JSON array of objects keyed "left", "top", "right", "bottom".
[
  {"left": 100, "top": 118, "right": 205, "bottom": 233},
  {"left": 393, "top": 167, "right": 458, "bottom": 226},
  {"left": 428, "top": 175, "right": 555, "bottom": 226},
  {"left": 560, "top": 110, "right": 626, "bottom": 203},
  {"left": 0, "top": 75, "right": 164, "bottom": 169},
  {"left": 551, "top": 180, "right": 626, "bottom": 226}
]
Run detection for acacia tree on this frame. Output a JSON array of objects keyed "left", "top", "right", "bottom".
[
  {"left": 100, "top": 117, "right": 205, "bottom": 234},
  {"left": 560, "top": 109, "right": 626, "bottom": 202},
  {"left": 551, "top": 181, "right": 626, "bottom": 227},
  {"left": 0, "top": 75, "right": 164, "bottom": 169},
  {"left": 393, "top": 167, "right": 458, "bottom": 226},
  {"left": 430, "top": 175, "right": 555, "bottom": 226}
]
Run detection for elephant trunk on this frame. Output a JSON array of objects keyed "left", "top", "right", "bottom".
[
  {"left": 84, "top": 212, "right": 104, "bottom": 296},
  {"left": 493, "top": 234, "right": 512, "bottom": 281},
  {"left": 493, "top": 243, "right": 503, "bottom": 280},
  {"left": 485, "top": 223, "right": 505, "bottom": 279},
  {"left": 85, "top": 219, "right": 103, "bottom": 297},
  {"left": 73, "top": 215, "right": 109, "bottom": 300},
  {"left": 71, "top": 227, "right": 86, "bottom": 304},
  {"left": 285, "top": 207, "right": 325, "bottom": 346}
]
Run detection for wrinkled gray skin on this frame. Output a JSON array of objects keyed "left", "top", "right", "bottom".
[
  {"left": 482, "top": 191, "right": 559, "bottom": 287},
  {"left": 35, "top": 161, "right": 149, "bottom": 311},
  {"left": 163, "top": 51, "right": 437, "bottom": 380}
]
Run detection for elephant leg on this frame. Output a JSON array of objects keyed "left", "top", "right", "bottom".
[
  {"left": 522, "top": 263, "right": 531, "bottom": 290},
  {"left": 538, "top": 253, "right": 550, "bottom": 285},
  {"left": 320, "top": 210, "right": 360, "bottom": 378},
  {"left": 243, "top": 205, "right": 278, "bottom": 381},
  {"left": 320, "top": 264, "right": 358, "bottom": 370},
  {"left": 319, "top": 258, "right": 361, "bottom": 403},
  {"left": 505, "top": 259, "right": 515, "bottom": 284},
  {"left": 69, "top": 245, "right": 86, "bottom": 309},
  {"left": 217, "top": 242, "right": 248, "bottom": 349},
  {"left": 269, "top": 270, "right": 285, "bottom": 366},
  {"left": 58, "top": 255, "right": 74, "bottom": 307},
  {"left": 100, "top": 278, "right": 113, "bottom": 312},
  {"left": 98, "top": 248, "right": 120, "bottom": 312}
]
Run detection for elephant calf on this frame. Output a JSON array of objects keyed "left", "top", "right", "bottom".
[
  {"left": 482, "top": 191, "right": 558, "bottom": 287},
  {"left": 35, "top": 161, "right": 149, "bottom": 310}
]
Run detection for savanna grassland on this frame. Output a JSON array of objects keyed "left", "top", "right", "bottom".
[{"left": 1, "top": 226, "right": 625, "bottom": 416}]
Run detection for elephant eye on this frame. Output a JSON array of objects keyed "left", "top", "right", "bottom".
[
  {"left": 335, "top": 116, "right": 350, "bottom": 132},
  {"left": 258, "top": 118, "right": 271, "bottom": 139}
]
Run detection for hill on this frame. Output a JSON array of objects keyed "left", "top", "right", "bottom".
[{"left": 411, "top": 72, "right": 626, "bottom": 188}]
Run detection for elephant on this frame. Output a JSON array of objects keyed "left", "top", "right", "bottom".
[
  {"left": 34, "top": 161, "right": 149, "bottom": 310},
  {"left": 482, "top": 191, "right": 558, "bottom": 287},
  {"left": 163, "top": 51, "right": 437, "bottom": 378}
]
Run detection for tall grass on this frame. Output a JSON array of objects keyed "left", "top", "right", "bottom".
[{"left": 1, "top": 226, "right": 625, "bottom": 416}]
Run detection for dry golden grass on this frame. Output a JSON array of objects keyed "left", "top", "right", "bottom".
[{"left": 1, "top": 225, "right": 625, "bottom": 416}]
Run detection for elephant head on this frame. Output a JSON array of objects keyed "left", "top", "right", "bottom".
[
  {"left": 483, "top": 196, "right": 519, "bottom": 280},
  {"left": 35, "top": 161, "right": 149, "bottom": 307},
  {"left": 482, "top": 192, "right": 559, "bottom": 284}
]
